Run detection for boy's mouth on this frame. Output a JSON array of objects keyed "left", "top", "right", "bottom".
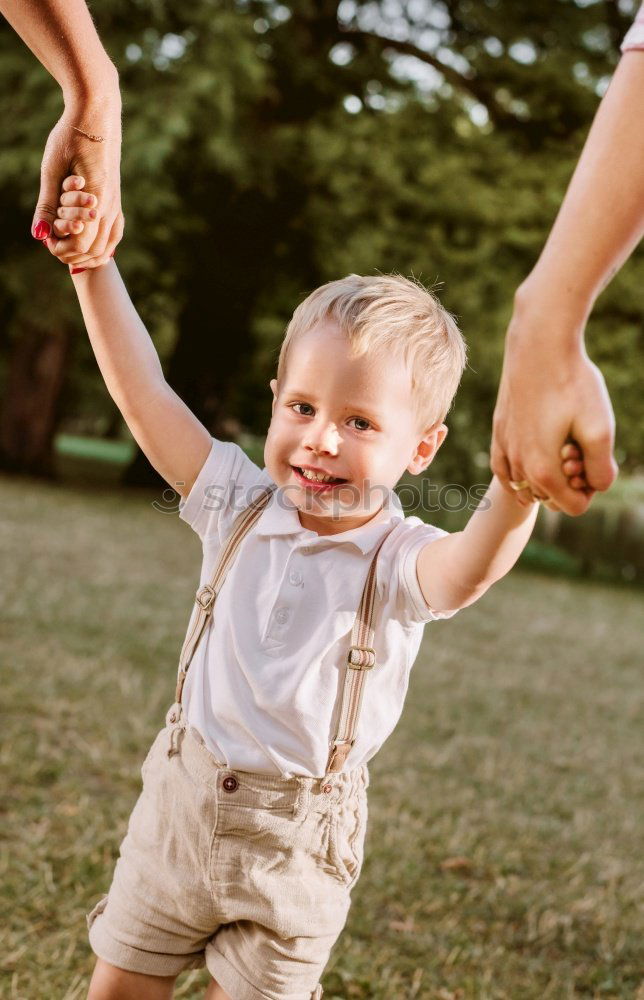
[{"left": 291, "top": 466, "right": 349, "bottom": 490}]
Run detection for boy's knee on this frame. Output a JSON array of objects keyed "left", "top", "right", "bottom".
[{"left": 87, "top": 957, "right": 177, "bottom": 1000}]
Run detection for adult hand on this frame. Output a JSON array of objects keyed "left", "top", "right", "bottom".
[
  {"left": 33, "top": 105, "right": 123, "bottom": 269},
  {"left": 491, "top": 310, "right": 618, "bottom": 517}
]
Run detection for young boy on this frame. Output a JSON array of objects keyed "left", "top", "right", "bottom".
[{"left": 55, "top": 175, "right": 586, "bottom": 1000}]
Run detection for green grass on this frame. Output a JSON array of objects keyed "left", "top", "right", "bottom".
[
  {"left": 1, "top": 473, "right": 642, "bottom": 999},
  {"left": 55, "top": 433, "right": 137, "bottom": 465}
]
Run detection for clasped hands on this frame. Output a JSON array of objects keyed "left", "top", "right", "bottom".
[
  {"left": 44, "top": 170, "right": 617, "bottom": 516},
  {"left": 32, "top": 113, "right": 123, "bottom": 269}
]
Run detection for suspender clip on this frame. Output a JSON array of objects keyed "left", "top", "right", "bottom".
[
  {"left": 326, "top": 738, "right": 354, "bottom": 773},
  {"left": 347, "top": 645, "right": 376, "bottom": 670},
  {"left": 195, "top": 584, "right": 216, "bottom": 611}
]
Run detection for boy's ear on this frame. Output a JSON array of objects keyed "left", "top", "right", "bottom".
[
  {"left": 407, "top": 423, "right": 448, "bottom": 476},
  {"left": 269, "top": 378, "right": 278, "bottom": 413}
]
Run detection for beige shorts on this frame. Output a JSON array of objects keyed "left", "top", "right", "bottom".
[{"left": 86, "top": 712, "right": 369, "bottom": 1000}]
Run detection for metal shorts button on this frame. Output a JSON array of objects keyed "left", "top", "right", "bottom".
[
  {"left": 322, "top": 783, "right": 332, "bottom": 794},
  {"left": 223, "top": 775, "right": 238, "bottom": 792}
]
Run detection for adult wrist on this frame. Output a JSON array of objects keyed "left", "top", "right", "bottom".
[
  {"left": 508, "top": 275, "right": 589, "bottom": 355},
  {"left": 63, "top": 61, "right": 121, "bottom": 113}
]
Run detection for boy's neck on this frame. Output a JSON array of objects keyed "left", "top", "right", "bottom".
[{"left": 297, "top": 503, "right": 388, "bottom": 537}]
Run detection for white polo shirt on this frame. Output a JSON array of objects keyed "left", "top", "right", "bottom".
[
  {"left": 178, "top": 437, "right": 458, "bottom": 778},
  {"left": 622, "top": 3, "right": 644, "bottom": 49}
]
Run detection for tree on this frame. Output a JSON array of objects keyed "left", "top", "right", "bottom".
[{"left": 1, "top": 0, "right": 641, "bottom": 483}]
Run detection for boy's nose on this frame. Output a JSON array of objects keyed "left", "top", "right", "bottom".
[{"left": 302, "top": 422, "right": 339, "bottom": 455}]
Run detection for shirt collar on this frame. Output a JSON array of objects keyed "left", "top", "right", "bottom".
[{"left": 254, "top": 475, "right": 405, "bottom": 555}]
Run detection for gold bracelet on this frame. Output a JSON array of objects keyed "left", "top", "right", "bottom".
[{"left": 71, "top": 125, "right": 104, "bottom": 143}]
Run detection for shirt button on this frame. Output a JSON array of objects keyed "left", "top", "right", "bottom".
[
  {"left": 223, "top": 775, "right": 238, "bottom": 792},
  {"left": 289, "top": 570, "right": 303, "bottom": 586},
  {"left": 275, "top": 608, "right": 290, "bottom": 625}
]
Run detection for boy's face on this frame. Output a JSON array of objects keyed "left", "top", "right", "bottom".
[{"left": 264, "top": 320, "right": 447, "bottom": 534}]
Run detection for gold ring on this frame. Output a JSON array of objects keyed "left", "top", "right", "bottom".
[{"left": 509, "top": 479, "right": 530, "bottom": 491}]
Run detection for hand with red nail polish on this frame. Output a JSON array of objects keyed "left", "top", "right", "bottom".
[
  {"left": 32, "top": 220, "right": 51, "bottom": 241},
  {"left": 29, "top": 87, "right": 123, "bottom": 268}
]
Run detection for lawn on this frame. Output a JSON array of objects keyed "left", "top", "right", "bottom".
[{"left": 1, "top": 473, "right": 642, "bottom": 999}]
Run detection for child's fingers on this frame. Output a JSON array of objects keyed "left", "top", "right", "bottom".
[
  {"left": 79, "top": 212, "right": 124, "bottom": 270},
  {"left": 47, "top": 242, "right": 91, "bottom": 265},
  {"left": 562, "top": 458, "right": 585, "bottom": 476},
  {"left": 57, "top": 206, "right": 98, "bottom": 222},
  {"left": 560, "top": 442, "right": 582, "bottom": 461},
  {"left": 59, "top": 191, "right": 97, "bottom": 209},
  {"left": 561, "top": 438, "right": 588, "bottom": 492},
  {"left": 53, "top": 218, "right": 85, "bottom": 237},
  {"left": 62, "top": 175, "right": 86, "bottom": 192}
]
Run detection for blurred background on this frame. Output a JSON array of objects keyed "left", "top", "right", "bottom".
[
  {"left": 2, "top": 4, "right": 643, "bottom": 998},
  {"left": 0, "top": 0, "right": 643, "bottom": 582}
]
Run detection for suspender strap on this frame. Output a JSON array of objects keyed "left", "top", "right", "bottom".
[
  {"left": 175, "top": 481, "right": 394, "bottom": 777},
  {"left": 324, "top": 525, "right": 396, "bottom": 774},
  {"left": 175, "top": 484, "right": 277, "bottom": 703}
]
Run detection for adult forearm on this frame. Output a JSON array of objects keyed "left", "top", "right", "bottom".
[
  {"left": 514, "top": 51, "right": 644, "bottom": 340},
  {"left": 0, "top": 0, "right": 119, "bottom": 102},
  {"left": 71, "top": 263, "right": 167, "bottom": 419}
]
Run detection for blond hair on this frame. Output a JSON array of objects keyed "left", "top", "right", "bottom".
[{"left": 275, "top": 273, "right": 467, "bottom": 431}]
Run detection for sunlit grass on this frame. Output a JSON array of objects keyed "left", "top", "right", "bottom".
[{"left": 1, "top": 473, "right": 642, "bottom": 999}]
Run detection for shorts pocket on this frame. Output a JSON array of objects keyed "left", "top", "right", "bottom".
[
  {"left": 327, "top": 796, "right": 367, "bottom": 890},
  {"left": 140, "top": 727, "right": 168, "bottom": 781},
  {"left": 86, "top": 893, "right": 108, "bottom": 932}
]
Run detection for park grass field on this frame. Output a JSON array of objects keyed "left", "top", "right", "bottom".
[{"left": 1, "top": 473, "right": 642, "bottom": 1000}]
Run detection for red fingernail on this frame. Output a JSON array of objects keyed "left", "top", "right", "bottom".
[
  {"left": 70, "top": 267, "right": 87, "bottom": 275},
  {"left": 33, "top": 220, "right": 51, "bottom": 240}
]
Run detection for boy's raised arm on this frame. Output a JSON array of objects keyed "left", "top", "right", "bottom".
[
  {"left": 71, "top": 262, "right": 211, "bottom": 498},
  {"left": 414, "top": 476, "right": 539, "bottom": 614}
]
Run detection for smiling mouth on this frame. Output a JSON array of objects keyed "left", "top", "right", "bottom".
[{"left": 291, "top": 466, "right": 349, "bottom": 485}]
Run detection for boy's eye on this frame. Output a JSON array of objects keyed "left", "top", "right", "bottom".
[
  {"left": 290, "top": 404, "right": 371, "bottom": 432},
  {"left": 291, "top": 403, "right": 314, "bottom": 416}
]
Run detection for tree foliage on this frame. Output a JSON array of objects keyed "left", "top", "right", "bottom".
[{"left": 0, "top": 0, "right": 642, "bottom": 480}]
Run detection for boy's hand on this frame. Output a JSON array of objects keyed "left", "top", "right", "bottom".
[
  {"left": 560, "top": 440, "right": 589, "bottom": 492},
  {"left": 520, "top": 440, "right": 589, "bottom": 511},
  {"left": 52, "top": 175, "right": 113, "bottom": 274},
  {"left": 52, "top": 174, "right": 97, "bottom": 237}
]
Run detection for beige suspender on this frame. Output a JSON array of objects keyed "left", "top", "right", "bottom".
[
  {"left": 175, "top": 484, "right": 277, "bottom": 704},
  {"left": 325, "top": 524, "right": 396, "bottom": 773},
  {"left": 175, "top": 484, "right": 395, "bottom": 774}
]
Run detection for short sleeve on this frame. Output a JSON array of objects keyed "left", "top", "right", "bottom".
[
  {"left": 178, "top": 437, "right": 272, "bottom": 543},
  {"left": 621, "top": 3, "right": 644, "bottom": 51},
  {"left": 395, "top": 522, "right": 460, "bottom": 626}
]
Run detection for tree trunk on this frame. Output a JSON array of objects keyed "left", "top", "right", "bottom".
[{"left": 0, "top": 323, "right": 71, "bottom": 477}]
